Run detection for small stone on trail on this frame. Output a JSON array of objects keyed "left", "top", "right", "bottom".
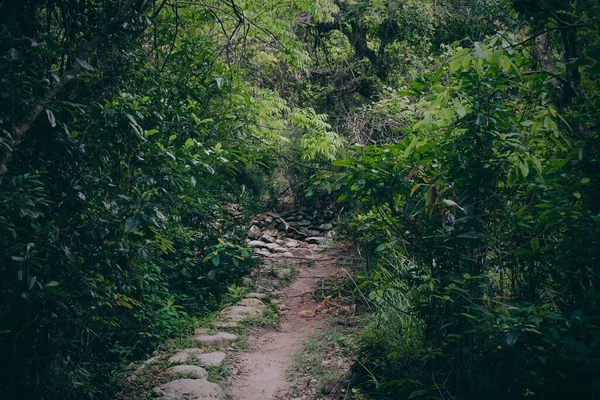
[
  {"left": 305, "top": 237, "right": 326, "bottom": 245},
  {"left": 245, "top": 292, "right": 267, "bottom": 299},
  {"left": 299, "top": 310, "right": 316, "bottom": 318},
  {"left": 237, "top": 298, "right": 266, "bottom": 309},
  {"left": 255, "top": 249, "right": 272, "bottom": 257},
  {"left": 265, "top": 243, "right": 281, "bottom": 251},
  {"left": 152, "top": 378, "right": 222, "bottom": 399},
  {"left": 287, "top": 248, "right": 313, "bottom": 258},
  {"left": 193, "top": 332, "right": 238, "bottom": 347},
  {"left": 273, "top": 252, "right": 294, "bottom": 259},
  {"left": 261, "top": 234, "right": 277, "bottom": 243},
  {"left": 317, "top": 223, "right": 333, "bottom": 231},
  {"left": 248, "top": 240, "right": 268, "bottom": 249},
  {"left": 168, "top": 349, "right": 226, "bottom": 367},
  {"left": 162, "top": 365, "right": 207, "bottom": 379},
  {"left": 248, "top": 225, "right": 262, "bottom": 239},
  {"left": 220, "top": 305, "right": 263, "bottom": 322}
]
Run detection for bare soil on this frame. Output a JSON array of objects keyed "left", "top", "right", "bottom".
[{"left": 229, "top": 255, "right": 341, "bottom": 400}]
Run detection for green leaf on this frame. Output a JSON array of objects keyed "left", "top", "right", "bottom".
[
  {"left": 125, "top": 216, "right": 140, "bottom": 232},
  {"left": 507, "top": 168, "right": 517, "bottom": 187},
  {"left": 456, "top": 232, "right": 484, "bottom": 239},
  {"left": 519, "top": 161, "right": 529, "bottom": 178}
]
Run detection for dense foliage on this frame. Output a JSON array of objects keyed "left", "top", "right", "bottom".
[
  {"left": 310, "top": 1, "right": 600, "bottom": 399},
  {"left": 1, "top": 0, "right": 599, "bottom": 399}
]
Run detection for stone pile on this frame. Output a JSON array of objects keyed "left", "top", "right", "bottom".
[
  {"left": 246, "top": 210, "right": 334, "bottom": 262},
  {"left": 248, "top": 209, "right": 335, "bottom": 242}
]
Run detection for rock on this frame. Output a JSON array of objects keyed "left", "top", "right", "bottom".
[
  {"left": 275, "top": 239, "right": 286, "bottom": 245},
  {"left": 196, "top": 352, "right": 227, "bottom": 367},
  {"left": 287, "top": 248, "right": 313, "bottom": 258},
  {"left": 298, "top": 220, "right": 312, "bottom": 227},
  {"left": 193, "top": 332, "right": 238, "bottom": 347},
  {"left": 194, "top": 327, "right": 209, "bottom": 335},
  {"left": 305, "top": 237, "right": 326, "bottom": 245},
  {"left": 248, "top": 240, "right": 268, "bottom": 249},
  {"left": 261, "top": 234, "right": 277, "bottom": 243},
  {"left": 264, "top": 216, "right": 274, "bottom": 224},
  {"left": 308, "top": 230, "right": 321, "bottom": 237},
  {"left": 241, "top": 277, "right": 252, "bottom": 287},
  {"left": 275, "top": 268, "right": 292, "bottom": 279},
  {"left": 220, "top": 305, "right": 263, "bottom": 322},
  {"left": 163, "top": 365, "right": 207, "bottom": 379},
  {"left": 326, "top": 230, "right": 336, "bottom": 239},
  {"left": 318, "top": 223, "right": 333, "bottom": 231},
  {"left": 213, "top": 320, "right": 239, "bottom": 329},
  {"left": 152, "top": 379, "right": 222, "bottom": 399},
  {"left": 168, "top": 349, "right": 226, "bottom": 367},
  {"left": 237, "top": 298, "right": 266, "bottom": 309},
  {"left": 263, "top": 229, "right": 279, "bottom": 237},
  {"left": 248, "top": 225, "right": 262, "bottom": 239},
  {"left": 299, "top": 310, "right": 316, "bottom": 318},
  {"left": 273, "top": 252, "right": 294, "bottom": 259},
  {"left": 283, "top": 238, "right": 300, "bottom": 248},
  {"left": 265, "top": 243, "right": 281, "bottom": 251},
  {"left": 245, "top": 292, "right": 267, "bottom": 299},
  {"left": 272, "top": 247, "right": 290, "bottom": 253},
  {"left": 255, "top": 249, "right": 272, "bottom": 257}
]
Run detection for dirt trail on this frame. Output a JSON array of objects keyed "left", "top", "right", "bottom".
[{"left": 229, "top": 256, "right": 339, "bottom": 400}]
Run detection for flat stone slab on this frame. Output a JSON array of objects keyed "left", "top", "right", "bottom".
[
  {"left": 212, "top": 320, "right": 239, "bottom": 328},
  {"left": 163, "top": 365, "right": 207, "bottom": 379},
  {"left": 261, "top": 234, "right": 277, "bottom": 243},
  {"left": 255, "top": 249, "right": 273, "bottom": 257},
  {"left": 220, "top": 305, "right": 263, "bottom": 322},
  {"left": 286, "top": 247, "right": 313, "bottom": 258},
  {"left": 248, "top": 240, "right": 268, "bottom": 249},
  {"left": 168, "top": 349, "right": 226, "bottom": 367},
  {"left": 237, "top": 298, "right": 265, "bottom": 309},
  {"left": 153, "top": 379, "right": 222, "bottom": 399},
  {"left": 245, "top": 292, "right": 267, "bottom": 299},
  {"left": 193, "top": 332, "right": 238, "bottom": 347},
  {"left": 265, "top": 243, "right": 281, "bottom": 251},
  {"left": 272, "top": 252, "right": 294, "bottom": 259}
]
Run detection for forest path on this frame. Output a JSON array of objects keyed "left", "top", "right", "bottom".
[{"left": 228, "top": 247, "right": 341, "bottom": 400}]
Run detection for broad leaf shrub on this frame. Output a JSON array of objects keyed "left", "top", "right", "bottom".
[
  {"left": 329, "top": 37, "right": 600, "bottom": 399},
  {"left": 0, "top": 4, "right": 266, "bottom": 398}
]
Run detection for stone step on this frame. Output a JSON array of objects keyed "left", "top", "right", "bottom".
[
  {"left": 193, "top": 332, "right": 238, "bottom": 347},
  {"left": 162, "top": 365, "right": 207, "bottom": 379},
  {"left": 168, "top": 349, "right": 226, "bottom": 367},
  {"left": 152, "top": 378, "right": 222, "bottom": 399}
]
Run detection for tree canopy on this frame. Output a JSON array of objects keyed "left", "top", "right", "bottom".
[{"left": 0, "top": 0, "right": 599, "bottom": 398}]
